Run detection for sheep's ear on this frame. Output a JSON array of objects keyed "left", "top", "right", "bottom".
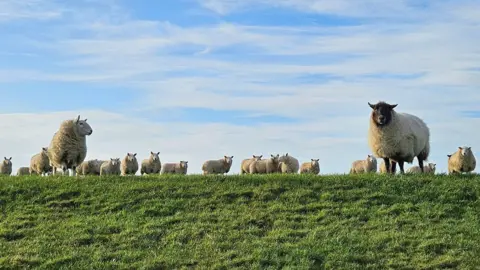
[
  {"left": 389, "top": 104, "right": 397, "bottom": 109},
  {"left": 285, "top": 153, "right": 289, "bottom": 156},
  {"left": 42, "top": 147, "right": 47, "bottom": 151},
  {"left": 75, "top": 115, "right": 80, "bottom": 123},
  {"left": 447, "top": 154, "right": 451, "bottom": 157},
  {"left": 315, "top": 159, "right": 320, "bottom": 161},
  {"left": 458, "top": 146, "right": 463, "bottom": 150},
  {"left": 259, "top": 155, "right": 263, "bottom": 158},
  {"left": 467, "top": 147, "right": 471, "bottom": 150},
  {"left": 368, "top": 102, "right": 376, "bottom": 109},
  {"left": 150, "top": 151, "right": 154, "bottom": 155},
  {"left": 157, "top": 152, "right": 160, "bottom": 155},
  {"left": 133, "top": 153, "right": 137, "bottom": 156},
  {"left": 230, "top": 156, "right": 234, "bottom": 158}
]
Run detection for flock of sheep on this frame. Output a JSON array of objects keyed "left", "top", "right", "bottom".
[{"left": 0, "top": 101, "right": 477, "bottom": 177}]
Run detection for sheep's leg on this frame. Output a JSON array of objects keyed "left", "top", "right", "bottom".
[
  {"left": 383, "top": 158, "right": 391, "bottom": 174},
  {"left": 72, "top": 166, "right": 77, "bottom": 177},
  {"left": 391, "top": 161, "right": 397, "bottom": 174},
  {"left": 418, "top": 158, "right": 424, "bottom": 173},
  {"left": 398, "top": 161, "right": 405, "bottom": 174}
]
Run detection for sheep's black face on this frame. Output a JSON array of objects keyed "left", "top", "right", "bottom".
[{"left": 369, "top": 101, "right": 397, "bottom": 126}]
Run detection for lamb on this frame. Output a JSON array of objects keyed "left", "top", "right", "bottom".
[
  {"left": 368, "top": 101, "right": 430, "bottom": 174},
  {"left": 240, "top": 155, "right": 262, "bottom": 174},
  {"left": 47, "top": 115, "right": 93, "bottom": 176},
  {"left": 100, "top": 158, "right": 121, "bottom": 176},
  {"left": 0, "top": 157, "right": 12, "bottom": 175},
  {"left": 349, "top": 155, "right": 377, "bottom": 174},
  {"left": 447, "top": 146, "right": 476, "bottom": 174},
  {"left": 17, "top": 167, "right": 30, "bottom": 176},
  {"left": 76, "top": 159, "right": 105, "bottom": 175},
  {"left": 249, "top": 154, "right": 280, "bottom": 174},
  {"left": 140, "top": 151, "right": 161, "bottom": 175},
  {"left": 29, "top": 147, "right": 52, "bottom": 176},
  {"left": 201, "top": 155, "right": 234, "bottom": 175},
  {"left": 161, "top": 161, "right": 188, "bottom": 174},
  {"left": 278, "top": 153, "right": 299, "bottom": 173},
  {"left": 406, "top": 162, "right": 436, "bottom": 174},
  {"left": 300, "top": 159, "right": 320, "bottom": 174},
  {"left": 121, "top": 153, "right": 139, "bottom": 175}
]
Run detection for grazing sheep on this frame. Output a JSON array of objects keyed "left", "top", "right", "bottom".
[
  {"left": 368, "top": 101, "right": 430, "bottom": 174},
  {"left": 448, "top": 146, "right": 476, "bottom": 174},
  {"left": 17, "top": 167, "right": 30, "bottom": 176},
  {"left": 249, "top": 154, "right": 280, "bottom": 174},
  {"left": 240, "top": 155, "right": 262, "bottom": 174},
  {"left": 161, "top": 161, "right": 188, "bottom": 174},
  {"left": 76, "top": 159, "right": 105, "bottom": 175},
  {"left": 202, "top": 155, "right": 234, "bottom": 175},
  {"left": 140, "top": 151, "right": 161, "bottom": 175},
  {"left": 406, "top": 162, "right": 436, "bottom": 174},
  {"left": 100, "top": 158, "right": 121, "bottom": 176},
  {"left": 29, "top": 147, "right": 52, "bottom": 176},
  {"left": 300, "top": 159, "right": 320, "bottom": 174},
  {"left": 349, "top": 155, "right": 377, "bottom": 174},
  {"left": 121, "top": 153, "right": 139, "bottom": 175},
  {"left": 278, "top": 153, "right": 299, "bottom": 173},
  {"left": 47, "top": 115, "right": 93, "bottom": 176},
  {"left": 0, "top": 157, "right": 12, "bottom": 175}
]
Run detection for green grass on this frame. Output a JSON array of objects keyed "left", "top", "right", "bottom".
[{"left": 1, "top": 173, "right": 480, "bottom": 269}]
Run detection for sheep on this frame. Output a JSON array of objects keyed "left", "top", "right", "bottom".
[
  {"left": 29, "top": 147, "right": 52, "bottom": 176},
  {"left": 0, "top": 157, "right": 12, "bottom": 175},
  {"left": 368, "top": 101, "right": 430, "bottom": 174},
  {"left": 121, "top": 153, "right": 139, "bottom": 175},
  {"left": 76, "top": 159, "right": 105, "bottom": 175},
  {"left": 278, "top": 153, "right": 299, "bottom": 173},
  {"left": 100, "top": 158, "right": 121, "bottom": 176},
  {"left": 140, "top": 151, "right": 161, "bottom": 175},
  {"left": 240, "top": 155, "right": 262, "bottom": 174},
  {"left": 447, "top": 146, "right": 476, "bottom": 174},
  {"left": 161, "top": 161, "right": 188, "bottom": 174},
  {"left": 201, "top": 155, "right": 234, "bottom": 175},
  {"left": 406, "top": 162, "right": 436, "bottom": 174},
  {"left": 47, "top": 115, "right": 93, "bottom": 176},
  {"left": 349, "top": 155, "right": 377, "bottom": 174},
  {"left": 17, "top": 167, "right": 30, "bottom": 176},
  {"left": 249, "top": 154, "right": 280, "bottom": 174},
  {"left": 378, "top": 161, "right": 388, "bottom": 174},
  {"left": 300, "top": 159, "right": 320, "bottom": 174}
]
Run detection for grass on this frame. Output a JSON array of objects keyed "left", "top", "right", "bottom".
[{"left": 1, "top": 173, "right": 480, "bottom": 269}]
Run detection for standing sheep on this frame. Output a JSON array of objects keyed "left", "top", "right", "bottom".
[
  {"left": 406, "top": 163, "right": 436, "bottom": 174},
  {"left": 278, "top": 153, "right": 299, "bottom": 174},
  {"left": 300, "top": 159, "right": 320, "bottom": 174},
  {"left": 368, "top": 101, "right": 430, "bottom": 174},
  {"left": 76, "top": 159, "right": 105, "bottom": 175},
  {"left": 30, "top": 147, "right": 52, "bottom": 176},
  {"left": 0, "top": 157, "right": 12, "bottom": 175},
  {"left": 121, "top": 153, "right": 139, "bottom": 175},
  {"left": 349, "top": 155, "right": 377, "bottom": 174},
  {"left": 249, "top": 154, "right": 280, "bottom": 174},
  {"left": 140, "top": 151, "right": 161, "bottom": 175},
  {"left": 447, "top": 146, "right": 476, "bottom": 174},
  {"left": 17, "top": 167, "right": 30, "bottom": 176},
  {"left": 240, "top": 155, "right": 262, "bottom": 174},
  {"left": 100, "top": 158, "right": 121, "bottom": 176},
  {"left": 161, "top": 161, "right": 188, "bottom": 174},
  {"left": 47, "top": 115, "right": 93, "bottom": 176},
  {"left": 202, "top": 155, "right": 234, "bottom": 175}
]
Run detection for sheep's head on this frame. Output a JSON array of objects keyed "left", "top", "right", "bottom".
[
  {"left": 428, "top": 163, "right": 436, "bottom": 172},
  {"left": 278, "top": 153, "right": 290, "bottom": 162},
  {"left": 368, "top": 101, "right": 397, "bottom": 126},
  {"left": 74, "top": 115, "right": 93, "bottom": 136},
  {"left": 459, "top": 146, "right": 473, "bottom": 156},
  {"left": 3, "top": 157, "right": 12, "bottom": 165},
  {"left": 41, "top": 147, "right": 48, "bottom": 154},
  {"left": 223, "top": 155, "right": 234, "bottom": 164},
  {"left": 180, "top": 161, "right": 188, "bottom": 168},
  {"left": 150, "top": 151, "right": 160, "bottom": 161},
  {"left": 311, "top": 158, "right": 320, "bottom": 166},
  {"left": 110, "top": 158, "right": 120, "bottom": 166},
  {"left": 126, "top": 153, "right": 137, "bottom": 161},
  {"left": 252, "top": 155, "right": 262, "bottom": 160},
  {"left": 367, "top": 154, "right": 376, "bottom": 163},
  {"left": 270, "top": 154, "right": 280, "bottom": 163}
]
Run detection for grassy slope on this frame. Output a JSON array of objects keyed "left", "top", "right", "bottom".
[{"left": 1, "top": 173, "right": 480, "bottom": 269}]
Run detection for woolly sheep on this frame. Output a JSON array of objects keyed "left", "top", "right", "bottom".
[
  {"left": 249, "top": 154, "right": 280, "bottom": 174},
  {"left": 30, "top": 147, "right": 52, "bottom": 176},
  {"left": 349, "top": 155, "right": 377, "bottom": 174},
  {"left": 300, "top": 159, "right": 320, "bottom": 174},
  {"left": 76, "top": 159, "right": 105, "bottom": 175},
  {"left": 0, "top": 157, "right": 12, "bottom": 175},
  {"left": 447, "top": 146, "right": 476, "bottom": 174},
  {"left": 161, "top": 161, "right": 188, "bottom": 174},
  {"left": 368, "top": 101, "right": 430, "bottom": 174},
  {"left": 17, "top": 167, "right": 30, "bottom": 176},
  {"left": 278, "top": 153, "right": 299, "bottom": 174},
  {"left": 121, "top": 153, "right": 139, "bottom": 175},
  {"left": 141, "top": 151, "right": 161, "bottom": 175},
  {"left": 406, "top": 162, "right": 436, "bottom": 174},
  {"left": 202, "top": 155, "right": 234, "bottom": 175},
  {"left": 100, "top": 158, "right": 121, "bottom": 176},
  {"left": 240, "top": 155, "right": 262, "bottom": 174},
  {"left": 47, "top": 115, "right": 93, "bottom": 176}
]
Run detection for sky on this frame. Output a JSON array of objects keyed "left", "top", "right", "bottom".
[{"left": 0, "top": 0, "right": 479, "bottom": 175}]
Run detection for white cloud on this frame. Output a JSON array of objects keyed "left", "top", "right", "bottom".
[{"left": 0, "top": 0, "right": 63, "bottom": 22}]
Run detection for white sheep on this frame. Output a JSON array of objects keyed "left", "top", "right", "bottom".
[
  {"left": 447, "top": 146, "right": 476, "bottom": 174},
  {"left": 201, "top": 155, "right": 234, "bottom": 175},
  {"left": 47, "top": 115, "right": 93, "bottom": 176},
  {"left": 240, "top": 155, "right": 262, "bottom": 174},
  {"left": 100, "top": 158, "right": 121, "bottom": 176},
  {"left": 278, "top": 153, "right": 299, "bottom": 174},
  {"left": 406, "top": 162, "right": 436, "bottom": 174},
  {"left": 368, "top": 101, "right": 430, "bottom": 174},
  {"left": 76, "top": 159, "right": 105, "bottom": 175},
  {"left": 17, "top": 167, "right": 30, "bottom": 176},
  {"left": 0, "top": 157, "right": 12, "bottom": 175},
  {"left": 349, "top": 155, "right": 377, "bottom": 174},
  {"left": 140, "top": 151, "right": 161, "bottom": 175},
  {"left": 161, "top": 161, "right": 188, "bottom": 174},
  {"left": 249, "top": 154, "right": 280, "bottom": 174},
  {"left": 300, "top": 159, "right": 320, "bottom": 174},
  {"left": 30, "top": 147, "right": 52, "bottom": 176},
  {"left": 121, "top": 153, "right": 139, "bottom": 175}
]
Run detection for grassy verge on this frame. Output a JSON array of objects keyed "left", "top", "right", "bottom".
[{"left": 1, "top": 173, "right": 480, "bottom": 269}]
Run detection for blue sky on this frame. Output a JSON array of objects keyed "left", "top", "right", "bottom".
[{"left": 1, "top": 0, "right": 480, "bottom": 174}]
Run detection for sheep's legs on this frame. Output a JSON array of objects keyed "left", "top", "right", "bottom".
[
  {"left": 383, "top": 158, "right": 394, "bottom": 174},
  {"left": 418, "top": 159, "right": 424, "bottom": 173},
  {"left": 391, "top": 161, "right": 397, "bottom": 174},
  {"left": 397, "top": 161, "right": 405, "bottom": 174}
]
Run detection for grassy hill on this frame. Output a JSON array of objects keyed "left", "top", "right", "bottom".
[{"left": 1, "top": 173, "right": 480, "bottom": 269}]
